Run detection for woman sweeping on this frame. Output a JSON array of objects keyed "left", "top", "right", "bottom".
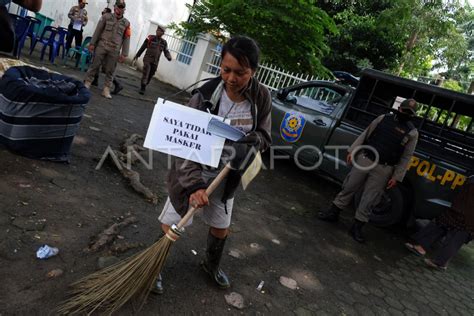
[{"left": 155, "top": 36, "right": 272, "bottom": 293}]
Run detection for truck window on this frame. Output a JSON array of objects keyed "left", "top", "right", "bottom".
[
  {"left": 342, "top": 69, "right": 474, "bottom": 170},
  {"left": 287, "top": 86, "right": 342, "bottom": 115}
]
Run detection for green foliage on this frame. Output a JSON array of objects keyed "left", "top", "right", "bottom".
[
  {"left": 320, "top": 0, "right": 472, "bottom": 80},
  {"left": 322, "top": 7, "right": 403, "bottom": 74},
  {"left": 171, "top": 0, "right": 337, "bottom": 76},
  {"left": 441, "top": 79, "right": 464, "bottom": 92}
]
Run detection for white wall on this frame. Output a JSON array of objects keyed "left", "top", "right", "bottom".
[
  {"left": 10, "top": 0, "right": 193, "bottom": 58},
  {"left": 152, "top": 33, "right": 218, "bottom": 89}
]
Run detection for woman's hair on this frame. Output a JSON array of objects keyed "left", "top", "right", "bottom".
[{"left": 221, "top": 36, "right": 260, "bottom": 71}]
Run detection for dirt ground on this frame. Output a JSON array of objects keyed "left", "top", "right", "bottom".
[{"left": 0, "top": 52, "right": 473, "bottom": 316}]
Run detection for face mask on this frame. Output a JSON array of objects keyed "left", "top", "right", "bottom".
[{"left": 396, "top": 110, "right": 412, "bottom": 122}]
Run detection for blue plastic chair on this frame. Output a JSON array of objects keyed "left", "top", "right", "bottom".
[
  {"left": 9, "top": 14, "right": 30, "bottom": 59},
  {"left": 29, "top": 25, "right": 58, "bottom": 62},
  {"left": 24, "top": 16, "right": 41, "bottom": 52},
  {"left": 64, "top": 36, "right": 92, "bottom": 71},
  {"left": 50, "top": 27, "right": 68, "bottom": 63}
]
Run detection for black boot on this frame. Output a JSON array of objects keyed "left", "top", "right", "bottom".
[
  {"left": 201, "top": 232, "right": 230, "bottom": 289},
  {"left": 318, "top": 204, "right": 342, "bottom": 222},
  {"left": 111, "top": 79, "right": 123, "bottom": 95},
  {"left": 349, "top": 219, "right": 366, "bottom": 243},
  {"left": 91, "top": 74, "right": 99, "bottom": 87},
  {"left": 139, "top": 84, "right": 146, "bottom": 95}
]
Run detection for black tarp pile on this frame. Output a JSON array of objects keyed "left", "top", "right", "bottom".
[{"left": 0, "top": 66, "right": 90, "bottom": 161}]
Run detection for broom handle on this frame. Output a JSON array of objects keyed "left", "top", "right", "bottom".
[{"left": 176, "top": 164, "right": 232, "bottom": 229}]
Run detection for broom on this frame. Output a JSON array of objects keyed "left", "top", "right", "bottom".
[{"left": 57, "top": 164, "right": 231, "bottom": 315}]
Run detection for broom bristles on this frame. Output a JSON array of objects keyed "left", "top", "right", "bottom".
[{"left": 57, "top": 235, "right": 174, "bottom": 315}]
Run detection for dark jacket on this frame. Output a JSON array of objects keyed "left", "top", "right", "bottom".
[{"left": 166, "top": 76, "right": 272, "bottom": 216}]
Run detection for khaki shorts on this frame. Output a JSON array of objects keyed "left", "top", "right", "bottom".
[{"left": 158, "top": 186, "right": 234, "bottom": 229}]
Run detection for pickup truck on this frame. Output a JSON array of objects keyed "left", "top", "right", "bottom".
[{"left": 271, "top": 68, "right": 473, "bottom": 226}]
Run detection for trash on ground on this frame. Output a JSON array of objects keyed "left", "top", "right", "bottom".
[
  {"left": 256, "top": 280, "right": 264, "bottom": 291},
  {"left": 271, "top": 239, "right": 281, "bottom": 245},
  {"left": 89, "top": 126, "right": 102, "bottom": 132},
  {"left": 224, "top": 292, "right": 244, "bottom": 309},
  {"left": 279, "top": 276, "right": 298, "bottom": 290},
  {"left": 36, "top": 245, "right": 59, "bottom": 259},
  {"left": 191, "top": 249, "right": 197, "bottom": 255},
  {"left": 228, "top": 249, "right": 244, "bottom": 259},
  {"left": 47, "top": 269, "right": 64, "bottom": 278}
]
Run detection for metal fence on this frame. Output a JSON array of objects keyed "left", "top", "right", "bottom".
[
  {"left": 164, "top": 33, "right": 332, "bottom": 90},
  {"left": 256, "top": 63, "right": 327, "bottom": 91},
  {"left": 163, "top": 34, "right": 198, "bottom": 66},
  {"left": 203, "top": 49, "right": 329, "bottom": 91}
]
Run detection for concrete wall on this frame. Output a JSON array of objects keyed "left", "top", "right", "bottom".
[
  {"left": 9, "top": 0, "right": 193, "bottom": 58},
  {"left": 152, "top": 33, "right": 218, "bottom": 89},
  {"left": 9, "top": 0, "right": 222, "bottom": 91}
]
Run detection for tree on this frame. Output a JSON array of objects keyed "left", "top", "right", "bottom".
[
  {"left": 318, "top": 0, "right": 472, "bottom": 84},
  {"left": 380, "top": 0, "right": 470, "bottom": 78},
  {"left": 171, "top": 0, "right": 337, "bottom": 76},
  {"left": 317, "top": 0, "right": 404, "bottom": 74},
  {"left": 435, "top": 6, "right": 473, "bottom": 87}
]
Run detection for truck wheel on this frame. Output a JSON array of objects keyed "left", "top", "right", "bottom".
[
  {"left": 369, "top": 187, "right": 406, "bottom": 227},
  {"left": 354, "top": 186, "right": 407, "bottom": 227}
]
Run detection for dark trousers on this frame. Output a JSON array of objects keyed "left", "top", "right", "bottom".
[
  {"left": 0, "top": 6, "right": 15, "bottom": 54},
  {"left": 412, "top": 221, "right": 470, "bottom": 266},
  {"left": 66, "top": 24, "right": 83, "bottom": 51},
  {"left": 141, "top": 62, "right": 158, "bottom": 86}
]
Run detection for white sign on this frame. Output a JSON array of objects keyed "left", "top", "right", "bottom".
[
  {"left": 73, "top": 20, "right": 82, "bottom": 31},
  {"left": 144, "top": 98, "right": 226, "bottom": 168},
  {"left": 392, "top": 96, "right": 406, "bottom": 111}
]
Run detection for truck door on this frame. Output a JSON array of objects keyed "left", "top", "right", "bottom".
[{"left": 272, "top": 82, "right": 349, "bottom": 166}]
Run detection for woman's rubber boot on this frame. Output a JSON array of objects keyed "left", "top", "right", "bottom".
[
  {"left": 201, "top": 232, "right": 231, "bottom": 289},
  {"left": 151, "top": 273, "right": 163, "bottom": 295}
]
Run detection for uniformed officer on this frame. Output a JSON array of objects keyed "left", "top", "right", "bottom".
[
  {"left": 133, "top": 25, "right": 172, "bottom": 95},
  {"left": 83, "top": 0, "right": 131, "bottom": 99},
  {"left": 318, "top": 99, "right": 419, "bottom": 243},
  {"left": 66, "top": 0, "right": 88, "bottom": 52}
]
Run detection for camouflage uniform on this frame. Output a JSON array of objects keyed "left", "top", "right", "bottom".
[
  {"left": 135, "top": 34, "right": 171, "bottom": 88},
  {"left": 84, "top": 11, "right": 130, "bottom": 94}
]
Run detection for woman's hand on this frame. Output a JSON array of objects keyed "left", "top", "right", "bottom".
[{"left": 189, "top": 189, "right": 209, "bottom": 209}]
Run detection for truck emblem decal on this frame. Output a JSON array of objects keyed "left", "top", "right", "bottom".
[{"left": 280, "top": 112, "right": 306, "bottom": 143}]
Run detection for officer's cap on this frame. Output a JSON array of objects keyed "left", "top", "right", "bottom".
[
  {"left": 115, "top": 0, "right": 126, "bottom": 8},
  {"left": 400, "top": 99, "right": 417, "bottom": 115}
]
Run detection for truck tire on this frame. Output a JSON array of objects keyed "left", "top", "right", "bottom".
[{"left": 354, "top": 187, "right": 407, "bottom": 227}]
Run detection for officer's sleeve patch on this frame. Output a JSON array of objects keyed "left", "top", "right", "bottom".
[{"left": 124, "top": 25, "right": 131, "bottom": 38}]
